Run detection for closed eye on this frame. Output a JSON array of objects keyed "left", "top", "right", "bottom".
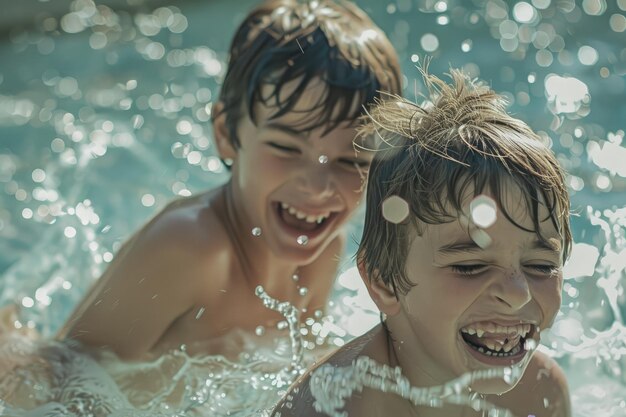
[
  {"left": 526, "top": 264, "right": 560, "bottom": 276},
  {"left": 267, "top": 142, "right": 301, "bottom": 154},
  {"left": 450, "top": 264, "right": 488, "bottom": 277}
]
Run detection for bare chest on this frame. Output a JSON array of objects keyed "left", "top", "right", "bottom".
[{"left": 150, "top": 277, "right": 309, "bottom": 356}]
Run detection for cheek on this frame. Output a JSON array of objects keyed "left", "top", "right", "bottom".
[
  {"left": 332, "top": 170, "right": 366, "bottom": 202},
  {"left": 533, "top": 277, "right": 563, "bottom": 321}
]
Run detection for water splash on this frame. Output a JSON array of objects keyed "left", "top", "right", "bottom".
[{"left": 308, "top": 356, "right": 518, "bottom": 417}]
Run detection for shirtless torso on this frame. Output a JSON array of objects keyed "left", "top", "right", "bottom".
[
  {"left": 272, "top": 325, "right": 571, "bottom": 417},
  {"left": 57, "top": 184, "right": 343, "bottom": 360}
]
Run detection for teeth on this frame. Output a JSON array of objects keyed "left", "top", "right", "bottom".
[
  {"left": 461, "top": 322, "right": 534, "bottom": 339},
  {"left": 281, "top": 203, "right": 329, "bottom": 224}
]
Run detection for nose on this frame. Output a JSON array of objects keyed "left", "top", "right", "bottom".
[
  {"left": 491, "top": 269, "right": 532, "bottom": 311},
  {"left": 296, "top": 163, "right": 336, "bottom": 199}
]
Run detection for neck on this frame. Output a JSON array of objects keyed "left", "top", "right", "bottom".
[
  {"left": 381, "top": 318, "right": 480, "bottom": 417},
  {"left": 220, "top": 181, "right": 299, "bottom": 296}
]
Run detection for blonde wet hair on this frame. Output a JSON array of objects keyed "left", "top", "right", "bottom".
[{"left": 356, "top": 69, "right": 571, "bottom": 296}]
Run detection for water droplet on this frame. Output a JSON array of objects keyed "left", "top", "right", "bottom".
[
  {"left": 296, "top": 235, "right": 308, "bottom": 245},
  {"left": 469, "top": 228, "right": 492, "bottom": 249},
  {"left": 255, "top": 325, "right": 265, "bottom": 336},
  {"left": 277, "top": 320, "right": 288, "bottom": 330},
  {"left": 525, "top": 338, "right": 538, "bottom": 350},
  {"left": 318, "top": 155, "right": 328, "bottom": 164},
  {"left": 195, "top": 306, "right": 205, "bottom": 320},
  {"left": 251, "top": 227, "right": 262, "bottom": 236},
  {"left": 470, "top": 195, "right": 497, "bottom": 228},
  {"left": 382, "top": 195, "right": 409, "bottom": 224},
  {"left": 299, "top": 287, "right": 308, "bottom": 296}
]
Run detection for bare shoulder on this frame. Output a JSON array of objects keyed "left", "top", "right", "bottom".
[
  {"left": 491, "top": 350, "right": 571, "bottom": 417},
  {"left": 146, "top": 190, "right": 229, "bottom": 252},
  {"left": 57, "top": 188, "right": 234, "bottom": 358},
  {"left": 271, "top": 327, "right": 387, "bottom": 417}
]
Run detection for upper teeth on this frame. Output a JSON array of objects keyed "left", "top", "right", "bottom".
[
  {"left": 281, "top": 203, "right": 330, "bottom": 224},
  {"left": 460, "top": 323, "right": 532, "bottom": 339}
]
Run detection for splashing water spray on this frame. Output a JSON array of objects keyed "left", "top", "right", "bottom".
[{"left": 254, "top": 286, "right": 304, "bottom": 376}]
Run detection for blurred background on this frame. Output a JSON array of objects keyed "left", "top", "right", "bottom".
[{"left": 0, "top": 0, "right": 625, "bottom": 415}]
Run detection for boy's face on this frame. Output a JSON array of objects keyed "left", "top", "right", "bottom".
[
  {"left": 224, "top": 79, "right": 372, "bottom": 264},
  {"left": 390, "top": 183, "right": 563, "bottom": 394}
]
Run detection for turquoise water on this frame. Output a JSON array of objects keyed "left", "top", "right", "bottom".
[{"left": 0, "top": 0, "right": 625, "bottom": 415}]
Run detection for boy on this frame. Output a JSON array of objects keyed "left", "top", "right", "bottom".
[
  {"left": 56, "top": 0, "right": 401, "bottom": 360},
  {"left": 272, "top": 69, "right": 572, "bottom": 417}
]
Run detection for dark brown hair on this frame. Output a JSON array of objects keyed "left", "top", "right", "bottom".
[
  {"left": 357, "top": 69, "right": 572, "bottom": 296},
  {"left": 216, "top": 0, "right": 402, "bottom": 148}
]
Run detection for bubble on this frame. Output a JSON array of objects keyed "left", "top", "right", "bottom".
[
  {"left": 187, "top": 151, "right": 202, "bottom": 165},
  {"left": 296, "top": 235, "right": 309, "bottom": 245},
  {"left": 251, "top": 227, "right": 262, "bottom": 236},
  {"left": 299, "top": 287, "right": 308, "bottom": 296},
  {"left": 578, "top": 45, "right": 599, "bottom": 65},
  {"left": 382, "top": 195, "right": 409, "bottom": 224},
  {"left": 461, "top": 39, "right": 472, "bottom": 52},
  {"left": 255, "top": 325, "right": 265, "bottom": 336},
  {"left": 470, "top": 195, "right": 497, "bottom": 228},
  {"left": 582, "top": 0, "right": 606, "bottom": 15},
  {"left": 292, "top": 274, "right": 299, "bottom": 282},
  {"left": 610, "top": 14, "right": 626, "bottom": 32},
  {"left": 410, "top": 54, "right": 419, "bottom": 62},
  {"left": 89, "top": 32, "right": 108, "bottom": 49},
  {"left": 277, "top": 320, "right": 288, "bottom": 330},
  {"left": 64, "top": 226, "right": 77, "bottom": 238},
  {"left": 141, "top": 193, "right": 155, "bottom": 207},
  {"left": 22, "top": 208, "right": 33, "bottom": 219},
  {"left": 48, "top": 139, "right": 65, "bottom": 154},
  {"left": 420, "top": 33, "right": 439, "bottom": 52},
  {"left": 595, "top": 174, "right": 611, "bottom": 190},
  {"left": 176, "top": 119, "right": 193, "bottom": 135},
  {"left": 513, "top": 2, "right": 537, "bottom": 23},
  {"left": 21, "top": 297, "right": 35, "bottom": 308},
  {"left": 318, "top": 155, "right": 328, "bottom": 164},
  {"left": 31, "top": 169, "right": 46, "bottom": 183}
]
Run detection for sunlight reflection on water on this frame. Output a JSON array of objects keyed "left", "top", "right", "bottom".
[{"left": 0, "top": 0, "right": 625, "bottom": 416}]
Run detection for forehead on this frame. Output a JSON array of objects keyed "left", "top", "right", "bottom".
[
  {"left": 252, "top": 76, "right": 362, "bottom": 132},
  {"left": 423, "top": 181, "right": 561, "bottom": 244}
]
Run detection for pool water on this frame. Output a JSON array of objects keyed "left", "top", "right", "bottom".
[{"left": 0, "top": 0, "right": 625, "bottom": 416}]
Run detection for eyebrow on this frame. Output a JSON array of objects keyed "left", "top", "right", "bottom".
[{"left": 437, "top": 237, "right": 562, "bottom": 256}]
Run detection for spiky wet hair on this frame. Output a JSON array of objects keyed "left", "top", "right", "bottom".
[
  {"left": 216, "top": 0, "right": 402, "bottom": 148},
  {"left": 356, "top": 69, "right": 572, "bottom": 296}
]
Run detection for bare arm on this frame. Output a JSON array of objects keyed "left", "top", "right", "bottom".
[{"left": 57, "top": 210, "right": 208, "bottom": 360}]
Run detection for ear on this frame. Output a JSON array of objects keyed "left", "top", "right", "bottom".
[
  {"left": 357, "top": 257, "right": 401, "bottom": 316},
  {"left": 212, "top": 101, "right": 237, "bottom": 162}
]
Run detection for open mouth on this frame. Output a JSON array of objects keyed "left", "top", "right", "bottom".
[
  {"left": 275, "top": 202, "right": 337, "bottom": 235},
  {"left": 459, "top": 322, "right": 536, "bottom": 361}
]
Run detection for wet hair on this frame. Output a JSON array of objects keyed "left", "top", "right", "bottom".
[
  {"left": 356, "top": 69, "right": 572, "bottom": 296},
  {"left": 215, "top": 0, "right": 402, "bottom": 149}
]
